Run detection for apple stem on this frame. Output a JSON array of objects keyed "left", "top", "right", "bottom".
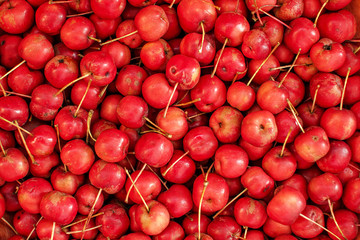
[
  {"left": 147, "top": 165, "right": 169, "bottom": 190},
  {"left": 269, "top": 64, "right": 307, "bottom": 71},
  {"left": 50, "top": 0, "right": 73, "bottom": 4},
  {"left": 348, "top": 163, "right": 360, "bottom": 172},
  {"left": 100, "top": 30, "right": 139, "bottom": 46},
  {"left": 88, "top": 36, "right": 101, "bottom": 43},
  {"left": 174, "top": 97, "right": 201, "bottom": 107},
  {"left": 66, "top": 225, "right": 102, "bottom": 235},
  {"left": 280, "top": 128, "right": 292, "bottom": 157},
  {"left": 199, "top": 21, "right": 205, "bottom": 54},
  {"left": 0, "top": 140, "right": 6, "bottom": 156},
  {"left": 143, "top": 117, "right": 172, "bottom": 138},
  {"left": 231, "top": 72, "right": 240, "bottom": 85},
  {"left": 235, "top": 0, "right": 240, "bottom": 13},
  {"left": 0, "top": 116, "right": 32, "bottom": 136},
  {"left": 174, "top": 90, "right": 189, "bottom": 105},
  {"left": 125, "top": 167, "right": 150, "bottom": 212},
  {"left": 328, "top": 198, "right": 347, "bottom": 240},
  {"left": 258, "top": 8, "right": 292, "bottom": 29},
  {"left": 287, "top": 99, "right": 304, "bottom": 133},
  {"left": 98, "top": 84, "right": 109, "bottom": 99},
  {"left": 86, "top": 110, "right": 97, "bottom": 144},
  {"left": 26, "top": 216, "right": 43, "bottom": 240},
  {"left": 243, "top": 226, "right": 248, "bottom": 239},
  {"left": 211, "top": 38, "right": 228, "bottom": 78},
  {"left": 198, "top": 162, "right": 214, "bottom": 239},
  {"left": 299, "top": 213, "right": 342, "bottom": 240},
  {"left": 340, "top": 67, "right": 351, "bottom": 111},
  {"left": 168, "top": 0, "right": 176, "bottom": 8},
  {"left": 354, "top": 45, "right": 360, "bottom": 54},
  {"left": 213, "top": 188, "right": 248, "bottom": 219},
  {"left": 125, "top": 164, "right": 147, "bottom": 204},
  {"left": 201, "top": 65, "right": 214, "bottom": 69},
  {"left": 5, "top": 91, "right": 32, "bottom": 98},
  {"left": 67, "top": 11, "right": 94, "bottom": 18},
  {"left": 1, "top": 217, "right": 18, "bottom": 235},
  {"left": 54, "top": 124, "right": 62, "bottom": 152},
  {"left": 0, "top": 60, "right": 26, "bottom": 82},
  {"left": 125, "top": 156, "right": 136, "bottom": 172},
  {"left": 62, "top": 212, "right": 104, "bottom": 229},
  {"left": 313, "top": 0, "right": 328, "bottom": 27},
  {"left": 15, "top": 120, "right": 36, "bottom": 165},
  {"left": 162, "top": 150, "right": 190, "bottom": 176},
  {"left": 163, "top": 82, "right": 179, "bottom": 118},
  {"left": 75, "top": 79, "right": 92, "bottom": 118},
  {"left": 278, "top": 48, "right": 301, "bottom": 88},
  {"left": 186, "top": 111, "right": 207, "bottom": 120},
  {"left": 247, "top": 42, "right": 281, "bottom": 86},
  {"left": 140, "top": 129, "right": 171, "bottom": 138},
  {"left": 55, "top": 72, "right": 92, "bottom": 96},
  {"left": 50, "top": 222, "right": 56, "bottom": 240},
  {"left": 310, "top": 85, "right": 320, "bottom": 113},
  {"left": 200, "top": 0, "right": 221, "bottom": 10},
  {"left": 78, "top": 54, "right": 84, "bottom": 58},
  {"left": 81, "top": 188, "right": 103, "bottom": 240},
  {"left": 0, "top": 83, "right": 6, "bottom": 97}
]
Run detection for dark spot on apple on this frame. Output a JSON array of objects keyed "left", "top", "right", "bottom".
[
  {"left": 171, "top": 67, "right": 176, "bottom": 74},
  {"left": 312, "top": 136, "right": 318, "bottom": 141},
  {"left": 105, "top": 72, "right": 110, "bottom": 77},
  {"left": 259, "top": 124, "right": 265, "bottom": 130},
  {"left": 58, "top": 59, "right": 64, "bottom": 64},
  {"left": 0, "top": 40, "right": 5, "bottom": 46},
  {"left": 222, "top": 67, "right": 227, "bottom": 72},
  {"left": 323, "top": 45, "right": 332, "bottom": 51}
]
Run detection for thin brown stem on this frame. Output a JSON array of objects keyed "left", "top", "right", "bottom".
[
  {"left": 258, "top": 9, "right": 292, "bottom": 29},
  {"left": 100, "top": 30, "right": 138, "bottom": 46},
  {"left": 278, "top": 48, "right": 301, "bottom": 88},
  {"left": 125, "top": 168, "right": 150, "bottom": 212},
  {"left": 143, "top": 117, "right": 170, "bottom": 137},
  {"left": 174, "top": 90, "right": 189, "bottom": 105},
  {"left": 54, "top": 124, "right": 62, "bottom": 152},
  {"left": 247, "top": 42, "right": 280, "bottom": 86},
  {"left": 125, "top": 163, "right": 147, "bottom": 204},
  {"left": 0, "top": 60, "right": 26, "bottom": 81},
  {"left": 348, "top": 163, "right": 360, "bottom": 172},
  {"left": 50, "top": 222, "right": 56, "bottom": 240},
  {"left": 299, "top": 213, "right": 342, "bottom": 240},
  {"left": 163, "top": 82, "right": 178, "bottom": 119},
  {"left": 174, "top": 98, "right": 201, "bottom": 107},
  {"left": 15, "top": 120, "right": 36, "bottom": 164},
  {"left": 55, "top": 73, "right": 92, "bottom": 96},
  {"left": 340, "top": 68, "right": 351, "bottom": 111},
  {"left": 147, "top": 166, "right": 168, "bottom": 190},
  {"left": 75, "top": 80, "right": 92, "bottom": 117},
  {"left": 62, "top": 212, "right": 104, "bottom": 229},
  {"left": 66, "top": 225, "right": 102, "bottom": 234},
  {"left": 199, "top": 21, "right": 205, "bottom": 53},
  {"left": 269, "top": 64, "right": 307, "bottom": 71},
  {"left": 186, "top": 111, "right": 207, "bottom": 120},
  {"left": 280, "top": 129, "right": 292, "bottom": 157},
  {"left": 0, "top": 139, "right": 6, "bottom": 156},
  {"left": 50, "top": 0, "right": 73, "bottom": 3},
  {"left": 162, "top": 151, "right": 190, "bottom": 176},
  {"left": 5, "top": 91, "right": 32, "bottom": 98},
  {"left": 313, "top": 0, "right": 328, "bottom": 27},
  {"left": 125, "top": 156, "right": 136, "bottom": 172},
  {"left": 287, "top": 99, "right": 304, "bottom": 133},
  {"left": 86, "top": 110, "right": 96, "bottom": 144},
  {"left": 243, "top": 226, "right": 248, "bottom": 240},
  {"left": 211, "top": 38, "right": 228, "bottom": 78},
  {"left": 88, "top": 36, "right": 101, "bottom": 43},
  {"left": 67, "top": 11, "right": 94, "bottom": 17},
  {"left": 168, "top": 0, "right": 176, "bottom": 8},
  {"left": 328, "top": 199, "right": 347, "bottom": 240},
  {"left": 311, "top": 85, "right": 320, "bottom": 113},
  {"left": 213, "top": 188, "right": 248, "bottom": 219},
  {"left": 1, "top": 217, "right": 18, "bottom": 235},
  {"left": 0, "top": 83, "right": 7, "bottom": 97},
  {"left": 354, "top": 45, "right": 360, "bottom": 54},
  {"left": 198, "top": 162, "right": 214, "bottom": 239},
  {"left": 0, "top": 116, "right": 32, "bottom": 135},
  {"left": 26, "top": 216, "right": 43, "bottom": 240},
  {"left": 81, "top": 188, "right": 103, "bottom": 240}
]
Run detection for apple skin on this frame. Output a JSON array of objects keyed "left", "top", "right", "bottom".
[{"left": 135, "top": 200, "right": 170, "bottom": 236}]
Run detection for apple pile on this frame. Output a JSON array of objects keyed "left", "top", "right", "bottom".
[{"left": 0, "top": 0, "right": 360, "bottom": 239}]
